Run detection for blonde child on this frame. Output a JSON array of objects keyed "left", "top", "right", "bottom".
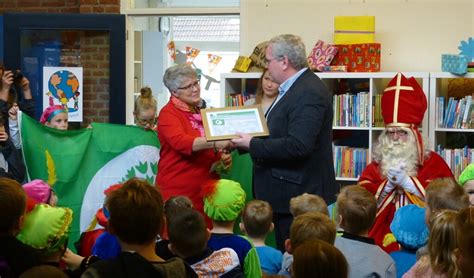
[
  {"left": 40, "top": 105, "right": 68, "bottom": 130},
  {"left": 289, "top": 193, "right": 328, "bottom": 217},
  {"left": 134, "top": 86, "right": 157, "bottom": 130},
  {"left": 240, "top": 200, "right": 283, "bottom": 275},
  {"left": 454, "top": 207, "right": 474, "bottom": 278}
]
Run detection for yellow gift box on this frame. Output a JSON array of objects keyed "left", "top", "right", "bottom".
[
  {"left": 233, "top": 56, "right": 252, "bottom": 72},
  {"left": 334, "top": 16, "right": 375, "bottom": 44}
]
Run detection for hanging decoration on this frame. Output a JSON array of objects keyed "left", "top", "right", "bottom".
[
  {"left": 185, "top": 46, "right": 200, "bottom": 64},
  {"left": 167, "top": 41, "right": 176, "bottom": 61},
  {"left": 207, "top": 54, "right": 222, "bottom": 74}
]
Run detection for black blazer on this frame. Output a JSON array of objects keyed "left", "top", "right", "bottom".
[{"left": 249, "top": 69, "right": 337, "bottom": 213}]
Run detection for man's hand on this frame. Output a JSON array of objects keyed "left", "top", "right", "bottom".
[{"left": 231, "top": 132, "right": 253, "bottom": 150}]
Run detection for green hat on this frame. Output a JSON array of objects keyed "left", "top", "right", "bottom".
[
  {"left": 204, "top": 179, "right": 246, "bottom": 221},
  {"left": 459, "top": 163, "right": 474, "bottom": 186},
  {"left": 17, "top": 204, "right": 73, "bottom": 255}
]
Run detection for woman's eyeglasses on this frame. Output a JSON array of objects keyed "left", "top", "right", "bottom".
[{"left": 178, "top": 80, "right": 200, "bottom": 91}]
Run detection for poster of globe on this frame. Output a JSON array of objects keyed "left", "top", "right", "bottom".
[{"left": 42, "top": 66, "right": 83, "bottom": 122}]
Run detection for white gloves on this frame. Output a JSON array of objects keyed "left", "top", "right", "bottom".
[{"left": 386, "top": 167, "right": 420, "bottom": 196}]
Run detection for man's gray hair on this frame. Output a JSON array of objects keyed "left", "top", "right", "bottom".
[
  {"left": 163, "top": 64, "right": 197, "bottom": 92},
  {"left": 269, "top": 34, "right": 308, "bottom": 70}
]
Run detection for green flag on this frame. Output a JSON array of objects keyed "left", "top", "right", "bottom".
[{"left": 20, "top": 114, "right": 160, "bottom": 248}]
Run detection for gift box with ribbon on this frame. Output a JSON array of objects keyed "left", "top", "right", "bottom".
[{"left": 331, "top": 43, "right": 381, "bottom": 72}]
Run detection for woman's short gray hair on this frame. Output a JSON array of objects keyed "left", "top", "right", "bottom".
[
  {"left": 269, "top": 34, "right": 308, "bottom": 70},
  {"left": 163, "top": 64, "right": 197, "bottom": 92}
]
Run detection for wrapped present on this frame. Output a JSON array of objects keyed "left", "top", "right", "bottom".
[
  {"left": 249, "top": 41, "right": 268, "bottom": 69},
  {"left": 307, "top": 40, "right": 338, "bottom": 72},
  {"left": 441, "top": 54, "right": 468, "bottom": 75},
  {"left": 331, "top": 43, "right": 381, "bottom": 72},
  {"left": 334, "top": 16, "right": 375, "bottom": 44},
  {"left": 322, "top": 65, "right": 347, "bottom": 72},
  {"left": 233, "top": 56, "right": 252, "bottom": 72}
]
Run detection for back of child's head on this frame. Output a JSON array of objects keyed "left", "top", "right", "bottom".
[
  {"left": 292, "top": 239, "right": 348, "bottom": 278},
  {"left": 426, "top": 209, "right": 460, "bottom": 277},
  {"left": 19, "top": 265, "right": 68, "bottom": 278},
  {"left": 203, "top": 179, "right": 246, "bottom": 222},
  {"left": 164, "top": 195, "right": 193, "bottom": 220},
  {"left": 134, "top": 86, "right": 157, "bottom": 114},
  {"left": 336, "top": 185, "right": 376, "bottom": 234},
  {"left": 0, "top": 177, "right": 26, "bottom": 235},
  {"left": 290, "top": 212, "right": 336, "bottom": 251},
  {"left": 16, "top": 204, "right": 73, "bottom": 260},
  {"left": 168, "top": 208, "right": 208, "bottom": 258},
  {"left": 454, "top": 207, "right": 474, "bottom": 278},
  {"left": 289, "top": 193, "right": 328, "bottom": 217},
  {"left": 106, "top": 177, "right": 164, "bottom": 245},
  {"left": 390, "top": 204, "right": 429, "bottom": 251},
  {"left": 241, "top": 200, "right": 273, "bottom": 238},
  {"left": 426, "top": 177, "right": 469, "bottom": 214}
]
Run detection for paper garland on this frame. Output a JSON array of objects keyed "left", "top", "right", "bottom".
[
  {"left": 208, "top": 54, "right": 222, "bottom": 73},
  {"left": 186, "top": 46, "right": 200, "bottom": 64},
  {"left": 167, "top": 41, "right": 176, "bottom": 61}
]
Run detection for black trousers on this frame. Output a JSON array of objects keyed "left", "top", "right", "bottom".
[{"left": 273, "top": 212, "right": 293, "bottom": 252}]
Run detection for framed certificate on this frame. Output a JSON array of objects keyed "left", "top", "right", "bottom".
[{"left": 201, "top": 105, "right": 269, "bottom": 141}]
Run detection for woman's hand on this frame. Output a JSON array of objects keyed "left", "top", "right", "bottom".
[
  {"left": 215, "top": 140, "right": 235, "bottom": 152},
  {"left": 8, "top": 103, "right": 19, "bottom": 121}
]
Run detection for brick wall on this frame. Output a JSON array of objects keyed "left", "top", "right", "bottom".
[{"left": 0, "top": 0, "right": 120, "bottom": 126}]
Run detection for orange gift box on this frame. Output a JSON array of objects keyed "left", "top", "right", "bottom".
[{"left": 331, "top": 43, "right": 381, "bottom": 72}]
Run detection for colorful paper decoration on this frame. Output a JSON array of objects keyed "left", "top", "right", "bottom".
[
  {"left": 167, "top": 41, "right": 176, "bottom": 61},
  {"left": 307, "top": 40, "right": 338, "bottom": 72},
  {"left": 208, "top": 54, "right": 222, "bottom": 73},
  {"left": 334, "top": 16, "right": 375, "bottom": 44},
  {"left": 331, "top": 43, "right": 381, "bottom": 72},
  {"left": 185, "top": 46, "right": 200, "bottom": 65},
  {"left": 458, "top": 37, "right": 474, "bottom": 61}
]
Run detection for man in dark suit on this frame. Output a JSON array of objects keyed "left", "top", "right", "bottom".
[{"left": 232, "top": 34, "right": 337, "bottom": 250}]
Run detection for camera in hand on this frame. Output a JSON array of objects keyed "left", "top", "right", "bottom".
[{"left": 13, "top": 71, "right": 24, "bottom": 84}]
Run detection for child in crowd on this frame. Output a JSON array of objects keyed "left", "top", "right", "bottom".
[
  {"left": 83, "top": 177, "right": 196, "bottom": 277},
  {"left": 22, "top": 179, "right": 58, "bottom": 207},
  {"left": 0, "top": 114, "right": 25, "bottom": 182},
  {"left": 403, "top": 210, "right": 460, "bottom": 278},
  {"left": 458, "top": 163, "right": 474, "bottom": 206},
  {"left": 156, "top": 195, "right": 194, "bottom": 260},
  {"left": 203, "top": 179, "right": 262, "bottom": 278},
  {"left": 417, "top": 177, "right": 470, "bottom": 259},
  {"left": 0, "top": 177, "right": 40, "bottom": 277},
  {"left": 279, "top": 211, "right": 336, "bottom": 276},
  {"left": 292, "top": 239, "right": 348, "bottom": 278},
  {"left": 168, "top": 208, "right": 243, "bottom": 277},
  {"left": 454, "top": 207, "right": 474, "bottom": 278},
  {"left": 389, "top": 205, "right": 429, "bottom": 278},
  {"left": 16, "top": 204, "right": 73, "bottom": 267},
  {"left": 19, "top": 265, "right": 68, "bottom": 278},
  {"left": 240, "top": 200, "right": 283, "bottom": 275},
  {"left": 40, "top": 105, "right": 68, "bottom": 130},
  {"left": 335, "top": 185, "right": 396, "bottom": 278},
  {"left": 134, "top": 86, "right": 158, "bottom": 130},
  {"left": 289, "top": 193, "right": 328, "bottom": 216}
]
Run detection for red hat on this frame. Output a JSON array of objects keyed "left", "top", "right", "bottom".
[
  {"left": 381, "top": 73, "right": 427, "bottom": 164},
  {"left": 381, "top": 73, "right": 427, "bottom": 127}
]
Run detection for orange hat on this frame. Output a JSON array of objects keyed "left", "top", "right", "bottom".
[{"left": 381, "top": 73, "right": 427, "bottom": 164}]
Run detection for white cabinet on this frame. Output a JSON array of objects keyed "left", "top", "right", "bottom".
[
  {"left": 429, "top": 72, "right": 474, "bottom": 179},
  {"left": 219, "top": 71, "right": 429, "bottom": 182}
]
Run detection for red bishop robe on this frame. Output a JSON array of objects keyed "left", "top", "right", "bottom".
[{"left": 358, "top": 151, "right": 453, "bottom": 252}]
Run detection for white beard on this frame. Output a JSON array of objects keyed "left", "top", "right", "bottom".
[{"left": 378, "top": 135, "right": 419, "bottom": 177}]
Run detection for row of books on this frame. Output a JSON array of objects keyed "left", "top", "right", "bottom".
[
  {"left": 226, "top": 93, "right": 253, "bottom": 107},
  {"left": 332, "top": 92, "right": 370, "bottom": 127},
  {"left": 333, "top": 146, "right": 368, "bottom": 178},
  {"left": 436, "top": 96, "right": 474, "bottom": 129},
  {"left": 372, "top": 94, "right": 384, "bottom": 127},
  {"left": 436, "top": 145, "right": 474, "bottom": 179}
]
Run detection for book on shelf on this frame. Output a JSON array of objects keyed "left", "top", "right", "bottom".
[
  {"left": 332, "top": 92, "right": 369, "bottom": 127},
  {"left": 436, "top": 145, "right": 474, "bottom": 179},
  {"left": 226, "top": 93, "right": 253, "bottom": 107},
  {"left": 333, "top": 146, "right": 368, "bottom": 178},
  {"left": 438, "top": 96, "right": 474, "bottom": 129}
]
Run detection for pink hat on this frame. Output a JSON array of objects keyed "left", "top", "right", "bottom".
[
  {"left": 22, "top": 179, "right": 53, "bottom": 204},
  {"left": 40, "top": 105, "right": 67, "bottom": 124}
]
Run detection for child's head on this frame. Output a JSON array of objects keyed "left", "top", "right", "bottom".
[
  {"left": 168, "top": 208, "right": 209, "bottom": 258},
  {"left": 106, "top": 177, "right": 164, "bottom": 245},
  {"left": 40, "top": 105, "right": 68, "bottom": 130},
  {"left": 459, "top": 163, "right": 474, "bottom": 206},
  {"left": 289, "top": 193, "right": 328, "bottom": 217},
  {"left": 336, "top": 185, "right": 376, "bottom": 235},
  {"left": 19, "top": 265, "right": 68, "bottom": 278},
  {"left": 390, "top": 204, "right": 429, "bottom": 251},
  {"left": 0, "top": 177, "right": 26, "bottom": 235},
  {"left": 426, "top": 210, "right": 460, "bottom": 278},
  {"left": 16, "top": 204, "right": 73, "bottom": 261},
  {"left": 241, "top": 200, "right": 273, "bottom": 239},
  {"left": 134, "top": 86, "right": 157, "bottom": 130},
  {"left": 292, "top": 239, "right": 348, "bottom": 278},
  {"left": 425, "top": 177, "right": 469, "bottom": 224},
  {"left": 22, "top": 179, "right": 57, "bottom": 206},
  {"left": 288, "top": 212, "right": 336, "bottom": 254},
  {"left": 164, "top": 195, "right": 193, "bottom": 220},
  {"left": 454, "top": 207, "right": 474, "bottom": 278},
  {"left": 203, "top": 179, "right": 246, "bottom": 224}
]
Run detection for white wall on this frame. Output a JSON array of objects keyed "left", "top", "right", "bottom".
[{"left": 240, "top": 0, "right": 474, "bottom": 72}]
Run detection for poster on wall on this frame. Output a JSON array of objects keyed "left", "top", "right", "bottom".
[{"left": 42, "top": 67, "right": 83, "bottom": 122}]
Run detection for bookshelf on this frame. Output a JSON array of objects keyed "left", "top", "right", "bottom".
[
  {"left": 220, "top": 71, "right": 429, "bottom": 182},
  {"left": 429, "top": 72, "right": 474, "bottom": 179}
]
